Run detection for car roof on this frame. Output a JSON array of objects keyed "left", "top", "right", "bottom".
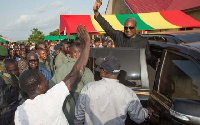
[{"left": 160, "top": 41, "right": 200, "bottom": 61}]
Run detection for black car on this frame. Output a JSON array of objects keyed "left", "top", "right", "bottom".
[
  {"left": 142, "top": 31, "right": 200, "bottom": 58},
  {"left": 148, "top": 43, "right": 200, "bottom": 125},
  {"left": 87, "top": 42, "right": 200, "bottom": 124}
]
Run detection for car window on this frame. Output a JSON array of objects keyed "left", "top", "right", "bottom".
[
  {"left": 173, "top": 33, "right": 200, "bottom": 43},
  {"left": 88, "top": 48, "right": 149, "bottom": 89},
  {"left": 158, "top": 51, "right": 200, "bottom": 101}
]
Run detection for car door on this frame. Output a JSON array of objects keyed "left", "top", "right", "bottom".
[{"left": 148, "top": 50, "right": 200, "bottom": 125}]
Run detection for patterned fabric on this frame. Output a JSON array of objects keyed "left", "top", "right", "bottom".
[
  {"left": 0, "top": 61, "right": 19, "bottom": 124},
  {"left": 18, "top": 59, "right": 28, "bottom": 74},
  {"left": 0, "top": 61, "right": 12, "bottom": 84}
]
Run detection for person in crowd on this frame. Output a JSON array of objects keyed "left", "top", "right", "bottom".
[
  {"left": 75, "top": 56, "right": 152, "bottom": 124},
  {"left": 93, "top": 0, "right": 159, "bottom": 69},
  {"left": 21, "top": 52, "right": 52, "bottom": 82},
  {"left": 50, "top": 42, "right": 94, "bottom": 125},
  {"left": 102, "top": 40, "right": 108, "bottom": 47},
  {"left": 37, "top": 49, "right": 52, "bottom": 74},
  {"left": 54, "top": 40, "right": 71, "bottom": 69},
  {"left": 15, "top": 25, "right": 91, "bottom": 124},
  {"left": 13, "top": 44, "right": 20, "bottom": 60},
  {"left": 25, "top": 44, "right": 31, "bottom": 53},
  {"left": 20, "top": 44, "right": 26, "bottom": 52},
  {"left": 52, "top": 44, "right": 61, "bottom": 74},
  {"left": 54, "top": 44, "right": 61, "bottom": 56},
  {"left": 5, "top": 59, "right": 20, "bottom": 77},
  {"left": 94, "top": 37, "right": 101, "bottom": 48},
  {"left": 0, "top": 45, "right": 19, "bottom": 124},
  {"left": 7, "top": 48, "right": 20, "bottom": 61},
  {"left": 18, "top": 50, "right": 28, "bottom": 74}
]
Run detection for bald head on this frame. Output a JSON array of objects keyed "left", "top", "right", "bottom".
[{"left": 124, "top": 18, "right": 137, "bottom": 38}]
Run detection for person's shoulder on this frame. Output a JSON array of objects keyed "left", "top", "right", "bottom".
[
  {"left": 39, "top": 67, "right": 51, "bottom": 74},
  {"left": 82, "top": 80, "right": 100, "bottom": 91}
]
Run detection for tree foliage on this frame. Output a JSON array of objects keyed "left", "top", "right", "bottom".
[
  {"left": 49, "top": 29, "right": 59, "bottom": 36},
  {"left": 28, "top": 28, "right": 44, "bottom": 44},
  {"left": 0, "top": 35, "right": 2, "bottom": 37}
]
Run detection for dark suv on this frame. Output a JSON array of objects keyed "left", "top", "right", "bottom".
[
  {"left": 88, "top": 42, "right": 200, "bottom": 124},
  {"left": 142, "top": 31, "right": 200, "bottom": 58}
]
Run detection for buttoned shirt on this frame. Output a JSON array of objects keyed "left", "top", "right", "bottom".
[
  {"left": 50, "top": 57, "right": 94, "bottom": 125},
  {"left": 21, "top": 67, "right": 52, "bottom": 82},
  {"left": 75, "top": 78, "right": 148, "bottom": 125},
  {"left": 54, "top": 52, "right": 70, "bottom": 69}
]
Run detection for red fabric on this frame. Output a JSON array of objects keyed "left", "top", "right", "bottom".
[
  {"left": 160, "top": 10, "right": 200, "bottom": 27},
  {"left": 125, "top": 0, "right": 200, "bottom": 13},
  {"left": 59, "top": 15, "right": 96, "bottom": 38}
]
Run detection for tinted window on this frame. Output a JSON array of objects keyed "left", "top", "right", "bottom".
[
  {"left": 88, "top": 48, "right": 143, "bottom": 87},
  {"left": 173, "top": 33, "right": 200, "bottom": 43},
  {"left": 158, "top": 51, "right": 200, "bottom": 101}
]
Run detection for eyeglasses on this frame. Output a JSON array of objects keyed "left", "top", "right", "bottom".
[
  {"left": 29, "top": 59, "right": 38, "bottom": 63},
  {"left": 124, "top": 26, "right": 135, "bottom": 30}
]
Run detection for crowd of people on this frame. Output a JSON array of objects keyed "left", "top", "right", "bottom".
[{"left": 0, "top": 0, "right": 159, "bottom": 124}]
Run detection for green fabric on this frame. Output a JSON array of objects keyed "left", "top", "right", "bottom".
[
  {"left": 50, "top": 57, "right": 94, "bottom": 125},
  {"left": 54, "top": 52, "right": 70, "bottom": 69},
  {"left": 44, "top": 35, "right": 75, "bottom": 41},
  {"left": 0, "top": 61, "right": 12, "bottom": 85},
  {"left": 116, "top": 14, "right": 153, "bottom": 30},
  {"left": 0, "top": 38, "right": 7, "bottom": 44},
  {"left": 0, "top": 45, "right": 8, "bottom": 56}
]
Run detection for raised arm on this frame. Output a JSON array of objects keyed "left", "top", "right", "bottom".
[
  {"left": 63, "top": 25, "right": 91, "bottom": 92},
  {"left": 93, "top": 0, "right": 102, "bottom": 18}
]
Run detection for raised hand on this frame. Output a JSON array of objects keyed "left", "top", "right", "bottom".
[
  {"left": 93, "top": 0, "right": 102, "bottom": 11},
  {"left": 76, "top": 25, "right": 90, "bottom": 45}
]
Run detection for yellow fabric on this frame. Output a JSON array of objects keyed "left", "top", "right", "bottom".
[
  {"left": 138, "top": 12, "right": 180, "bottom": 29},
  {"left": 90, "top": 15, "right": 124, "bottom": 32}
]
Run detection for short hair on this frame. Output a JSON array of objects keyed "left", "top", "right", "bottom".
[
  {"left": 35, "top": 42, "right": 46, "bottom": 50},
  {"left": 60, "top": 39, "right": 71, "bottom": 46},
  {"left": 70, "top": 42, "right": 81, "bottom": 51},
  {"left": 125, "top": 18, "right": 137, "bottom": 26},
  {"left": 5, "top": 59, "right": 18, "bottom": 68},
  {"left": 94, "top": 37, "right": 100, "bottom": 43},
  {"left": 19, "top": 69, "right": 42, "bottom": 95}
]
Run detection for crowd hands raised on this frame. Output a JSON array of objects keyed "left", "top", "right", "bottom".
[{"left": 0, "top": 0, "right": 156, "bottom": 124}]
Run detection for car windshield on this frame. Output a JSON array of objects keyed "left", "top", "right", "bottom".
[{"left": 173, "top": 33, "right": 200, "bottom": 43}]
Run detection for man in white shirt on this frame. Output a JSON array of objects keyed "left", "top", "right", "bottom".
[
  {"left": 15, "top": 25, "right": 91, "bottom": 125},
  {"left": 75, "top": 56, "right": 151, "bottom": 125}
]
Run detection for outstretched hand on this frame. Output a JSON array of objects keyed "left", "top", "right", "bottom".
[
  {"left": 76, "top": 25, "right": 90, "bottom": 45},
  {"left": 93, "top": 0, "right": 102, "bottom": 11}
]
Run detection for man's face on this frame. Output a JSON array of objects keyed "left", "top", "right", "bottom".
[
  {"left": 9, "top": 50, "right": 14, "bottom": 57},
  {"left": 6, "top": 64, "right": 19, "bottom": 77},
  {"left": 19, "top": 51, "right": 26, "bottom": 59},
  {"left": 15, "top": 50, "right": 20, "bottom": 56},
  {"left": 20, "top": 45, "right": 26, "bottom": 51},
  {"left": 14, "top": 46, "right": 19, "bottom": 51},
  {"left": 38, "top": 50, "right": 47, "bottom": 61},
  {"left": 102, "top": 41, "right": 107, "bottom": 47},
  {"left": 94, "top": 41, "right": 101, "bottom": 48},
  {"left": 70, "top": 45, "right": 82, "bottom": 59},
  {"left": 62, "top": 44, "right": 70, "bottom": 54},
  {"left": 124, "top": 19, "right": 137, "bottom": 38},
  {"left": 27, "top": 55, "right": 39, "bottom": 69},
  {"left": 55, "top": 49, "right": 60, "bottom": 56}
]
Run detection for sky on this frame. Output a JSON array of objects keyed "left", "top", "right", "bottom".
[{"left": 0, "top": 0, "right": 108, "bottom": 41}]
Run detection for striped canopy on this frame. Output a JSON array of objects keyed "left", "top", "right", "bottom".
[{"left": 59, "top": 10, "right": 200, "bottom": 38}]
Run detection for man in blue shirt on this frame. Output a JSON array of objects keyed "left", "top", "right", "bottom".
[{"left": 21, "top": 52, "right": 52, "bottom": 82}]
